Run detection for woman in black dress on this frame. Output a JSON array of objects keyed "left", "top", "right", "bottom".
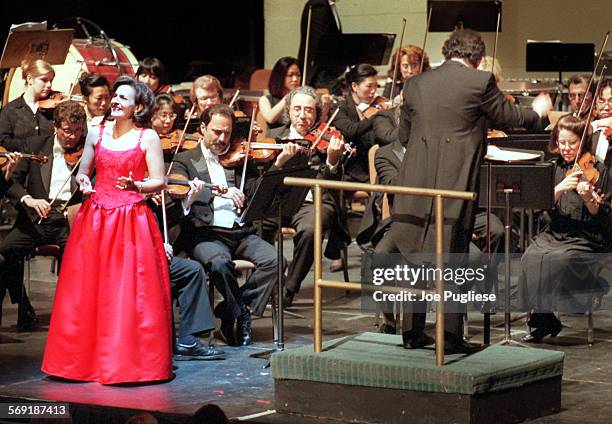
[{"left": 519, "top": 114, "right": 611, "bottom": 343}]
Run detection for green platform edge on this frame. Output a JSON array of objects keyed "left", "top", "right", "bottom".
[{"left": 271, "top": 332, "right": 564, "bottom": 395}]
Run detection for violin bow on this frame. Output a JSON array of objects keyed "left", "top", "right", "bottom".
[
  {"left": 166, "top": 103, "right": 197, "bottom": 175},
  {"left": 491, "top": 1, "right": 502, "bottom": 79},
  {"left": 389, "top": 18, "right": 407, "bottom": 102},
  {"left": 574, "top": 65, "right": 608, "bottom": 171},
  {"left": 239, "top": 105, "right": 258, "bottom": 194},
  {"left": 37, "top": 156, "right": 83, "bottom": 224},
  {"left": 419, "top": 6, "right": 432, "bottom": 73},
  {"left": 577, "top": 31, "right": 609, "bottom": 118},
  {"left": 228, "top": 90, "right": 240, "bottom": 109},
  {"left": 311, "top": 107, "right": 340, "bottom": 152},
  {"left": 302, "top": 5, "right": 313, "bottom": 86}
]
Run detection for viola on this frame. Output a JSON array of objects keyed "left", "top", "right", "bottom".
[
  {"left": 219, "top": 137, "right": 286, "bottom": 168},
  {"left": 362, "top": 96, "right": 392, "bottom": 119},
  {"left": 38, "top": 92, "right": 85, "bottom": 110},
  {"left": 0, "top": 146, "right": 48, "bottom": 166},
  {"left": 304, "top": 122, "right": 354, "bottom": 158},
  {"left": 164, "top": 173, "right": 227, "bottom": 197},
  {"left": 160, "top": 130, "right": 201, "bottom": 154}
]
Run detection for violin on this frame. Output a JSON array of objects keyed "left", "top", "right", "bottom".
[
  {"left": 63, "top": 145, "right": 84, "bottom": 167},
  {"left": 305, "top": 122, "right": 344, "bottom": 153},
  {"left": 160, "top": 130, "right": 201, "bottom": 154},
  {"left": 362, "top": 96, "right": 391, "bottom": 119},
  {"left": 0, "top": 146, "right": 48, "bottom": 166},
  {"left": 38, "top": 92, "right": 85, "bottom": 110},
  {"left": 566, "top": 152, "right": 604, "bottom": 205},
  {"left": 164, "top": 173, "right": 227, "bottom": 197},
  {"left": 158, "top": 85, "right": 185, "bottom": 105},
  {"left": 219, "top": 137, "right": 286, "bottom": 168}
]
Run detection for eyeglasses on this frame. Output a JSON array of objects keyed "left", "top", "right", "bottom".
[
  {"left": 596, "top": 98, "right": 612, "bottom": 108},
  {"left": 155, "top": 113, "right": 177, "bottom": 121}
]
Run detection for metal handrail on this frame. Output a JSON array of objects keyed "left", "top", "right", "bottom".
[{"left": 283, "top": 177, "right": 476, "bottom": 366}]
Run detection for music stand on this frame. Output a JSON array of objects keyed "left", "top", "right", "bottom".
[
  {"left": 479, "top": 160, "right": 555, "bottom": 346},
  {"left": 1, "top": 28, "right": 73, "bottom": 68},
  {"left": 241, "top": 165, "right": 317, "bottom": 365},
  {"left": 428, "top": 0, "right": 502, "bottom": 32},
  {"left": 526, "top": 42, "right": 595, "bottom": 84},
  {"left": 314, "top": 33, "right": 396, "bottom": 67}
]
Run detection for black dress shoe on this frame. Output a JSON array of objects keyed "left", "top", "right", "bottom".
[
  {"left": 17, "top": 299, "right": 39, "bottom": 332},
  {"left": 236, "top": 308, "right": 253, "bottom": 346},
  {"left": 283, "top": 290, "right": 295, "bottom": 308},
  {"left": 379, "top": 323, "right": 397, "bottom": 335},
  {"left": 522, "top": 319, "right": 562, "bottom": 343},
  {"left": 175, "top": 340, "right": 225, "bottom": 361},
  {"left": 443, "top": 332, "right": 481, "bottom": 354},
  {"left": 402, "top": 330, "right": 435, "bottom": 349}
]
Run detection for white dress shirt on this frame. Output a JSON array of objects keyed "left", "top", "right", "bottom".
[{"left": 48, "top": 137, "right": 73, "bottom": 202}]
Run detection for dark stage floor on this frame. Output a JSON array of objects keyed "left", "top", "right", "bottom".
[{"left": 1, "top": 233, "right": 612, "bottom": 423}]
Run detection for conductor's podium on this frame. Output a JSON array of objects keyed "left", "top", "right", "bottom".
[{"left": 271, "top": 332, "right": 564, "bottom": 424}]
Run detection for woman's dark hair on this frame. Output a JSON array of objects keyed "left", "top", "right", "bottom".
[
  {"left": 269, "top": 56, "right": 300, "bottom": 99},
  {"left": 442, "top": 29, "right": 486, "bottom": 67},
  {"left": 136, "top": 57, "right": 168, "bottom": 91},
  {"left": 78, "top": 72, "right": 110, "bottom": 97},
  {"left": 113, "top": 76, "right": 155, "bottom": 127},
  {"left": 153, "top": 93, "right": 176, "bottom": 115},
  {"left": 548, "top": 114, "right": 590, "bottom": 155},
  {"left": 346, "top": 63, "right": 378, "bottom": 87}
]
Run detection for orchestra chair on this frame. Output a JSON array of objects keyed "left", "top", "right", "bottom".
[{"left": 249, "top": 69, "right": 272, "bottom": 91}]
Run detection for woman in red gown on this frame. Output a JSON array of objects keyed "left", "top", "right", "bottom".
[{"left": 42, "top": 76, "right": 172, "bottom": 384}]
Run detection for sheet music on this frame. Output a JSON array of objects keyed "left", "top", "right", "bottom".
[{"left": 485, "top": 145, "right": 542, "bottom": 162}]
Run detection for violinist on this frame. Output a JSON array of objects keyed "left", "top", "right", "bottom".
[
  {"left": 0, "top": 59, "right": 55, "bottom": 151},
  {"left": 190, "top": 75, "right": 224, "bottom": 118},
  {"left": 518, "top": 114, "right": 610, "bottom": 343},
  {"left": 172, "top": 104, "right": 280, "bottom": 346},
  {"left": 591, "top": 79, "right": 612, "bottom": 164},
  {"left": 258, "top": 57, "right": 302, "bottom": 130},
  {"left": 568, "top": 74, "right": 594, "bottom": 117},
  {"left": 382, "top": 45, "right": 430, "bottom": 100},
  {"left": 266, "top": 86, "right": 350, "bottom": 305},
  {"left": 333, "top": 63, "right": 379, "bottom": 183},
  {"left": 78, "top": 72, "right": 111, "bottom": 127},
  {"left": 0, "top": 101, "right": 86, "bottom": 332},
  {"left": 152, "top": 94, "right": 178, "bottom": 136},
  {"left": 136, "top": 57, "right": 169, "bottom": 96}
]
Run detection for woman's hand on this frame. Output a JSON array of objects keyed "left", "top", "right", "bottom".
[
  {"left": 116, "top": 171, "right": 142, "bottom": 192},
  {"left": 554, "top": 170, "right": 581, "bottom": 196},
  {"left": 78, "top": 174, "right": 95, "bottom": 194}
]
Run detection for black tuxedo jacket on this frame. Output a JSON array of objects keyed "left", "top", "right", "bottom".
[
  {"left": 6, "top": 134, "right": 82, "bottom": 225},
  {"left": 392, "top": 60, "right": 542, "bottom": 255}
]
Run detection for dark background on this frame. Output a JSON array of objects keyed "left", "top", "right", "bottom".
[{"left": 0, "top": 1, "right": 265, "bottom": 87}]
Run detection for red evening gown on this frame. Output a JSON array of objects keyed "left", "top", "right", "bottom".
[{"left": 42, "top": 127, "right": 173, "bottom": 384}]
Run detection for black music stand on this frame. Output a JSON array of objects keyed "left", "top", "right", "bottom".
[
  {"left": 314, "top": 33, "right": 396, "bottom": 67},
  {"left": 526, "top": 42, "right": 595, "bottom": 84},
  {"left": 428, "top": 0, "right": 502, "bottom": 32},
  {"left": 240, "top": 165, "right": 317, "bottom": 366},
  {"left": 479, "top": 161, "right": 555, "bottom": 346}
]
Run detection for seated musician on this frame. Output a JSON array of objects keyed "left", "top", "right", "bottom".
[
  {"left": 172, "top": 104, "right": 280, "bottom": 346},
  {"left": 152, "top": 94, "right": 178, "bottom": 136},
  {"left": 383, "top": 45, "right": 430, "bottom": 100},
  {"left": 78, "top": 72, "right": 111, "bottom": 127},
  {"left": 591, "top": 79, "right": 612, "bottom": 164},
  {"left": 0, "top": 101, "right": 85, "bottom": 331},
  {"left": 519, "top": 114, "right": 610, "bottom": 343},
  {"left": 136, "top": 57, "right": 171, "bottom": 96},
  {"left": 333, "top": 64, "right": 380, "bottom": 183},
  {"left": 190, "top": 75, "right": 224, "bottom": 118},
  {"left": 0, "top": 152, "right": 21, "bottom": 199},
  {"left": 265, "top": 86, "right": 350, "bottom": 306},
  {"left": 0, "top": 59, "right": 55, "bottom": 151},
  {"left": 568, "top": 74, "right": 594, "bottom": 118},
  {"left": 258, "top": 57, "right": 302, "bottom": 130}
]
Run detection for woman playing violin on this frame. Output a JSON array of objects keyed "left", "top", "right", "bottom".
[
  {"left": 78, "top": 72, "right": 111, "bottom": 127},
  {"left": 136, "top": 57, "right": 169, "bottom": 96},
  {"left": 333, "top": 63, "right": 379, "bottom": 182},
  {"left": 258, "top": 57, "right": 302, "bottom": 130},
  {"left": 383, "top": 45, "right": 430, "bottom": 100},
  {"left": 0, "top": 59, "right": 55, "bottom": 151},
  {"left": 518, "top": 114, "right": 611, "bottom": 343}
]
